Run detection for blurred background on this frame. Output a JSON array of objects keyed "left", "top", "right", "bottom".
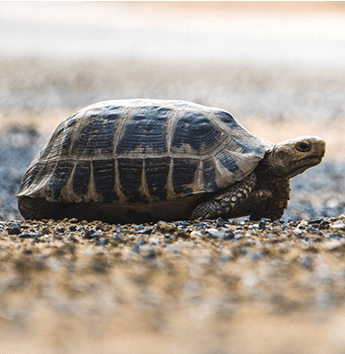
[{"left": 1, "top": 1, "right": 345, "bottom": 219}]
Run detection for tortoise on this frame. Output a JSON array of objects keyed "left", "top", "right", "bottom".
[{"left": 17, "top": 99, "right": 325, "bottom": 223}]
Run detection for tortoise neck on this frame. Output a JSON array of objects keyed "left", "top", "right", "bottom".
[{"left": 256, "top": 151, "right": 281, "bottom": 179}]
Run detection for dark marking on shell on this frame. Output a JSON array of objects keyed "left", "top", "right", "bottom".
[
  {"left": 172, "top": 158, "right": 199, "bottom": 195},
  {"left": 236, "top": 140, "right": 267, "bottom": 156},
  {"left": 117, "top": 158, "right": 147, "bottom": 203},
  {"left": 171, "top": 112, "right": 219, "bottom": 153},
  {"left": 49, "top": 161, "right": 74, "bottom": 200},
  {"left": 203, "top": 159, "right": 218, "bottom": 192},
  {"left": 219, "top": 154, "right": 239, "bottom": 173},
  {"left": 116, "top": 107, "right": 169, "bottom": 154},
  {"left": 73, "top": 162, "right": 91, "bottom": 196},
  {"left": 92, "top": 160, "right": 119, "bottom": 202},
  {"left": 145, "top": 157, "right": 171, "bottom": 200},
  {"left": 216, "top": 110, "right": 238, "bottom": 129},
  {"left": 236, "top": 140, "right": 262, "bottom": 155},
  {"left": 72, "top": 113, "right": 120, "bottom": 157},
  {"left": 20, "top": 163, "right": 43, "bottom": 192}
]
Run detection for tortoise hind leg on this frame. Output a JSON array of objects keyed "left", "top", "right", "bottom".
[
  {"left": 18, "top": 197, "right": 66, "bottom": 220},
  {"left": 191, "top": 172, "right": 257, "bottom": 220}
]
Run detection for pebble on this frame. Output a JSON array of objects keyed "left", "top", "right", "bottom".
[
  {"left": 206, "top": 228, "right": 225, "bottom": 239},
  {"left": 19, "top": 232, "right": 41, "bottom": 238},
  {"left": 84, "top": 230, "right": 100, "bottom": 239},
  {"left": 96, "top": 238, "right": 108, "bottom": 246},
  {"left": 330, "top": 222, "right": 345, "bottom": 230},
  {"left": 6, "top": 221, "right": 22, "bottom": 235},
  {"left": 149, "top": 237, "right": 160, "bottom": 245},
  {"left": 135, "top": 227, "right": 154, "bottom": 235},
  {"left": 135, "top": 239, "right": 146, "bottom": 246}
]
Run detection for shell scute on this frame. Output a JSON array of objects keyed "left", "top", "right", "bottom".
[
  {"left": 117, "top": 158, "right": 148, "bottom": 203},
  {"left": 171, "top": 112, "right": 221, "bottom": 154},
  {"left": 172, "top": 158, "right": 199, "bottom": 195},
  {"left": 72, "top": 162, "right": 91, "bottom": 196},
  {"left": 49, "top": 161, "right": 74, "bottom": 200},
  {"left": 116, "top": 106, "right": 170, "bottom": 155},
  {"left": 219, "top": 153, "right": 239, "bottom": 174},
  {"left": 92, "top": 160, "right": 119, "bottom": 202},
  {"left": 145, "top": 157, "right": 170, "bottom": 200},
  {"left": 202, "top": 159, "right": 218, "bottom": 192},
  {"left": 41, "top": 117, "right": 79, "bottom": 160},
  {"left": 216, "top": 110, "right": 238, "bottom": 128},
  {"left": 71, "top": 113, "right": 119, "bottom": 158}
]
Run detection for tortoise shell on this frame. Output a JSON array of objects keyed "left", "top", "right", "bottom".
[{"left": 17, "top": 99, "right": 273, "bottom": 222}]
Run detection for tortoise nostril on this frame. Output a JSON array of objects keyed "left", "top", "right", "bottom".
[{"left": 297, "top": 142, "right": 310, "bottom": 152}]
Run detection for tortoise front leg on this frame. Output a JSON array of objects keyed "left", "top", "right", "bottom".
[
  {"left": 190, "top": 172, "right": 257, "bottom": 220},
  {"left": 250, "top": 178, "right": 290, "bottom": 221}
]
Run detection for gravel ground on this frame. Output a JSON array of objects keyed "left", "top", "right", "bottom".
[
  {"left": 0, "top": 56, "right": 345, "bottom": 353},
  {"left": 2, "top": 216, "right": 345, "bottom": 353}
]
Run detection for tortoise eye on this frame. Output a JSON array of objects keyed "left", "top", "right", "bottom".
[{"left": 296, "top": 142, "right": 310, "bottom": 152}]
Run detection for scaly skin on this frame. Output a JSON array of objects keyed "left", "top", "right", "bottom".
[
  {"left": 249, "top": 177, "right": 290, "bottom": 221},
  {"left": 191, "top": 173, "right": 257, "bottom": 220}
]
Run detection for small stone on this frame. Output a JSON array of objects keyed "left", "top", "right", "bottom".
[
  {"left": 327, "top": 233, "right": 342, "bottom": 240},
  {"left": 69, "top": 225, "right": 77, "bottom": 231},
  {"left": 84, "top": 230, "right": 100, "bottom": 239},
  {"left": 149, "top": 237, "right": 160, "bottom": 245},
  {"left": 135, "top": 239, "right": 146, "bottom": 246},
  {"left": 308, "top": 218, "right": 324, "bottom": 224},
  {"left": 216, "top": 217, "right": 225, "bottom": 227},
  {"left": 178, "top": 221, "right": 190, "bottom": 228},
  {"left": 224, "top": 229, "right": 235, "bottom": 240},
  {"left": 234, "top": 233, "right": 244, "bottom": 240},
  {"left": 6, "top": 221, "right": 22, "bottom": 235},
  {"left": 190, "top": 230, "right": 203, "bottom": 238},
  {"left": 261, "top": 218, "right": 272, "bottom": 223},
  {"left": 330, "top": 222, "right": 345, "bottom": 230},
  {"left": 206, "top": 228, "right": 224, "bottom": 239},
  {"left": 293, "top": 228, "right": 304, "bottom": 237},
  {"left": 19, "top": 232, "right": 41, "bottom": 239},
  {"left": 258, "top": 221, "right": 266, "bottom": 230},
  {"left": 67, "top": 234, "right": 78, "bottom": 243},
  {"left": 96, "top": 238, "right": 108, "bottom": 246},
  {"left": 135, "top": 227, "right": 154, "bottom": 235},
  {"left": 319, "top": 220, "right": 330, "bottom": 229}
]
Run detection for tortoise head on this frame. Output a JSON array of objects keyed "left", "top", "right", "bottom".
[{"left": 267, "top": 136, "right": 326, "bottom": 178}]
